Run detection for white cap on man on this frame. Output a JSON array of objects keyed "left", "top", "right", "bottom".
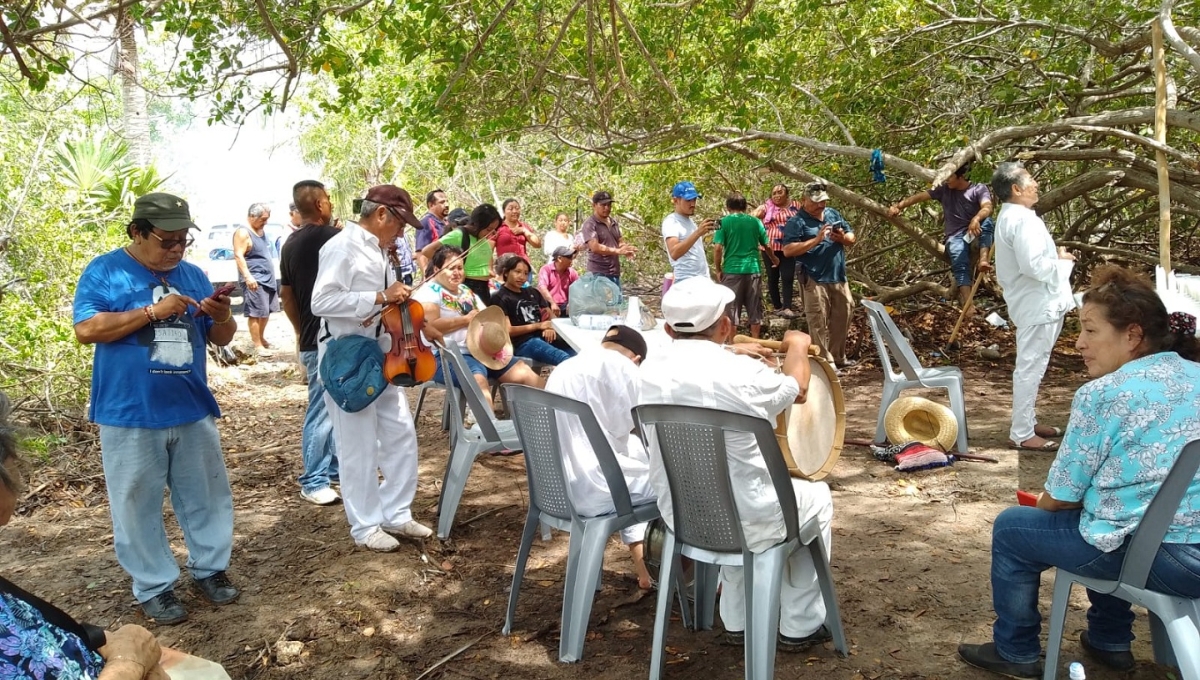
[{"left": 661, "top": 276, "right": 734, "bottom": 333}]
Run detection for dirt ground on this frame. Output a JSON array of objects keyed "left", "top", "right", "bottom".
[{"left": 0, "top": 305, "right": 1180, "bottom": 680}]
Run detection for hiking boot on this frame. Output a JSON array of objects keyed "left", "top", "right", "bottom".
[
  {"left": 140, "top": 590, "right": 188, "bottom": 625},
  {"left": 1080, "top": 631, "right": 1135, "bottom": 672},
  {"left": 195, "top": 571, "right": 240, "bottom": 605},
  {"left": 957, "top": 642, "right": 1042, "bottom": 679},
  {"left": 357, "top": 527, "right": 400, "bottom": 552},
  {"left": 778, "top": 625, "right": 832, "bottom": 653},
  {"left": 300, "top": 486, "right": 340, "bottom": 506},
  {"left": 382, "top": 520, "right": 434, "bottom": 540}
]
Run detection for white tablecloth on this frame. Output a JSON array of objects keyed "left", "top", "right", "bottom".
[{"left": 552, "top": 318, "right": 673, "bottom": 354}]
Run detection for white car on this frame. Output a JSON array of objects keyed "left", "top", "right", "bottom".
[{"left": 187, "top": 223, "right": 289, "bottom": 288}]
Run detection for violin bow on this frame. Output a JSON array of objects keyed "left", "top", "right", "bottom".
[{"left": 360, "top": 231, "right": 496, "bottom": 327}]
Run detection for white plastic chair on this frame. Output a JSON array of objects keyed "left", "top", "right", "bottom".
[
  {"left": 634, "top": 404, "right": 848, "bottom": 680},
  {"left": 1043, "top": 439, "right": 1200, "bottom": 680},
  {"left": 501, "top": 384, "right": 663, "bottom": 662},
  {"left": 860, "top": 299, "right": 969, "bottom": 453},
  {"left": 435, "top": 343, "right": 523, "bottom": 540}
]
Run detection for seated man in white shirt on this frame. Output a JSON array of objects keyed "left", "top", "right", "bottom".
[
  {"left": 638, "top": 275, "right": 835, "bottom": 652},
  {"left": 545, "top": 324, "right": 656, "bottom": 590}
]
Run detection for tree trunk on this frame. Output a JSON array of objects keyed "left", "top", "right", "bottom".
[{"left": 116, "top": 7, "right": 149, "bottom": 167}]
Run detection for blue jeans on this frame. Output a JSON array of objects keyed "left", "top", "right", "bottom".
[
  {"left": 514, "top": 337, "right": 576, "bottom": 366},
  {"left": 946, "top": 217, "right": 995, "bottom": 287},
  {"left": 432, "top": 349, "right": 524, "bottom": 386},
  {"left": 600, "top": 274, "right": 621, "bottom": 287},
  {"left": 299, "top": 350, "right": 339, "bottom": 493},
  {"left": 990, "top": 506, "right": 1200, "bottom": 663},
  {"left": 99, "top": 416, "right": 234, "bottom": 602}
]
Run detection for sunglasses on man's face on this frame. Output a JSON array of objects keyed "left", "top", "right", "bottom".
[{"left": 149, "top": 232, "right": 194, "bottom": 250}]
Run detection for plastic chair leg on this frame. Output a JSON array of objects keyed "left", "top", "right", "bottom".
[
  {"left": 1148, "top": 611, "right": 1179, "bottom": 669},
  {"left": 875, "top": 381, "right": 900, "bottom": 444},
  {"left": 414, "top": 383, "right": 430, "bottom": 421},
  {"left": 1161, "top": 611, "right": 1200, "bottom": 680},
  {"left": 437, "top": 441, "right": 482, "bottom": 539},
  {"left": 558, "top": 522, "right": 612, "bottom": 662},
  {"left": 649, "top": 531, "right": 678, "bottom": 680},
  {"left": 1041, "top": 574, "right": 1075, "bottom": 680},
  {"left": 808, "top": 536, "right": 848, "bottom": 656},
  {"left": 503, "top": 506, "right": 541, "bottom": 635},
  {"left": 947, "top": 381, "right": 969, "bottom": 453},
  {"left": 692, "top": 562, "right": 719, "bottom": 630},
  {"left": 744, "top": 549, "right": 786, "bottom": 680}
]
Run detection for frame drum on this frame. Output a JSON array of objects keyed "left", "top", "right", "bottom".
[{"left": 774, "top": 356, "right": 845, "bottom": 480}]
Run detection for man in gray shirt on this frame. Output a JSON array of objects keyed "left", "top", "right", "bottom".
[{"left": 582, "top": 190, "right": 636, "bottom": 286}]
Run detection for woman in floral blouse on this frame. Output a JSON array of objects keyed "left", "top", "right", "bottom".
[
  {"left": 1, "top": 405, "right": 163, "bottom": 679},
  {"left": 960, "top": 266, "right": 1200, "bottom": 678}
]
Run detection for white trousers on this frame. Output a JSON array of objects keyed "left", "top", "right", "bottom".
[
  {"left": 1010, "top": 318, "right": 1064, "bottom": 443},
  {"left": 719, "top": 480, "right": 833, "bottom": 638},
  {"left": 324, "top": 386, "right": 420, "bottom": 543}
]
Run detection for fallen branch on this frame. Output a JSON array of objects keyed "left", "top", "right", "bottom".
[{"left": 414, "top": 633, "right": 493, "bottom": 680}]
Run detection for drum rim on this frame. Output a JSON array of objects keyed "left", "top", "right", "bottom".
[{"left": 775, "top": 355, "right": 845, "bottom": 481}]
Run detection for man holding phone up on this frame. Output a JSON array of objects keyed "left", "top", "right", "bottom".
[{"left": 782, "top": 182, "right": 857, "bottom": 370}]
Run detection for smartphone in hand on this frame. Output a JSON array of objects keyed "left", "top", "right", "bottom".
[
  {"left": 211, "top": 284, "right": 237, "bottom": 299},
  {"left": 197, "top": 284, "right": 236, "bottom": 317}
]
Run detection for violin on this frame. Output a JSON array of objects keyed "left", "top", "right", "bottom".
[{"left": 381, "top": 245, "right": 437, "bottom": 387}]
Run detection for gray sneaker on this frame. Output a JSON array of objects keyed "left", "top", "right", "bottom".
[{"left": 141, "top": 590, "right": 188, "bottom": 625}]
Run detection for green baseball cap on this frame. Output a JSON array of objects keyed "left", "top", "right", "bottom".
[{"left": 132, "top": 192, "right": 198, "bottom": 232}]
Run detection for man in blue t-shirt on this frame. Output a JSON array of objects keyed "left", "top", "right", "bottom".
[
  {"left": 73, "top": 193, "right": 239, "bottom": 626},
  {"left": 782, "top": 182, "right": 856, "bottom": 369},
  {"left": 888, "top": 163, "right": 995, "bottom": 308}
]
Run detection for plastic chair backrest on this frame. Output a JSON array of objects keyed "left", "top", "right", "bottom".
[
  {"left": 441, "top": 343, "right": 502, "bottom": 442},
  {"left": 861, "top": 299, "right": 924, "bottom": 379},
  {"left": 634, "top": 404, "right": 799, "bottom": 553},
  {"left": 502, "top": 384, "right": 635, "bottom": 522},
  {"left": 1118, "top": 439, "right": 1200, "bottom": 589}
]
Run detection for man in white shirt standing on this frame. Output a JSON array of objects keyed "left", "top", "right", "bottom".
[
  {"left": 545, "top": 324, "right": 656, "bottom": 590},
  {"left": 311, "top": 184, "right": 444, "bottom": 551},
  {"left": 639, "top": 276, "right": 834, "bottom": 652},
  {"left": 661, "top": 181, "right": 714, "bottom": 286},
  {"left": 992, "top": 162, "right": 1076, "bottom": 452}
]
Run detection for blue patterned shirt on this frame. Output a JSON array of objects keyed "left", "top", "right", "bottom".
[
  {"left": 1046, "top": 352, "right": 1200, "bottom": 552},
  {"left": 0, "top": 591, "right": 104, "bottom": 679}
]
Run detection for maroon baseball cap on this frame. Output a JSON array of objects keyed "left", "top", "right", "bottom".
[{"left": 364, "top": 184, "right": 423, "bottom": 230}]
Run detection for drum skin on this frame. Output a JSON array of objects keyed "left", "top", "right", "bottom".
[{"left": 774, "top": 356, "right": 845, "bottom": 480}]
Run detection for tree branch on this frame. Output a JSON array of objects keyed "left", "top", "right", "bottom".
[
  {"left": 712, "top": 127, "right": 934, "bottom": 180},
  {"left": 1059, "top": 239, "right": 1200, "bottom": 274},
  {"left": 932, "top": 108, "right": 1200, "bottom": 186},
  {"left": 253, "top": 0, "right": 298, "bottom": 109},
  {"left": 1159, "top": 0, "right": 1200, "bottom": 74},
  {"left": 434, "top": 0, "right": 519, "bottom": 109}
]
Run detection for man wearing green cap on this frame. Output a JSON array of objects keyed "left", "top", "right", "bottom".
[{"left": 73, "top": 192, "right": 240, "bottom": 625}]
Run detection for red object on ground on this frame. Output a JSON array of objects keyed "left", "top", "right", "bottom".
[{"left": 1017, "top": 490, "right": 1038, "bottom": 507}]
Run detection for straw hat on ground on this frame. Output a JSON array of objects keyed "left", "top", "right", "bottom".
[
  {"left": 466, "top": 305, "right": 514, "bottom": 370},
  {"left": 884, "top": 396, "right": 959, "bottom": 452}
]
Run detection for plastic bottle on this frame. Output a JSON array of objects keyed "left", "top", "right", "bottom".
[{"left": 1068, "top": 661, "right": 1086, "bottom": 680}]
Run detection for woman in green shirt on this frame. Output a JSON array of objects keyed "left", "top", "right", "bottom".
[{"left": 421, "top": 203, "right": 500, "bottom": 304}]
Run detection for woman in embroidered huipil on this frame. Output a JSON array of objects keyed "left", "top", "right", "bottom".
[{"left": 960, "top": 266, "right": 1200, "bottom": 678}]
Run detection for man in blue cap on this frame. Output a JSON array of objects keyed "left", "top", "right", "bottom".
[{"left": 661, "top": 181, "right": 714, "bottom": 286}]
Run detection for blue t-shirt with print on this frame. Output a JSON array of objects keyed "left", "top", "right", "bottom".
[
  {"left": 73, "top": 248, "right": 221, "bottom": 429},
  {"left": 781, "top": 207, "right": 853, "bottom": 284},
  {"left": 1046, "top": 352, "right": 1200, "bottom": 552}
]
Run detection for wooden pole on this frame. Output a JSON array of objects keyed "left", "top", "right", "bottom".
[{"left": 1152, "top": 19, "right": 1172, "bottom": 273}]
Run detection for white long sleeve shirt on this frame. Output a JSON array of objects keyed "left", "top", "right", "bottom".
[
  {"left": 544, "top": 347, "right": 654, "bottom": 518},
  {"left": 639, "top": 339, "right": 801, "bottom": 553},
  {"left": 994, "top": 203, "right": 1075, "bottom": 328},
  {"left": 311, "top": 221, "right": 392, "bottom": 360}
]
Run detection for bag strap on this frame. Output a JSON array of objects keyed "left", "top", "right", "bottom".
[{"left": 0, "top": 575, "right": 106, "bottom": 651}]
